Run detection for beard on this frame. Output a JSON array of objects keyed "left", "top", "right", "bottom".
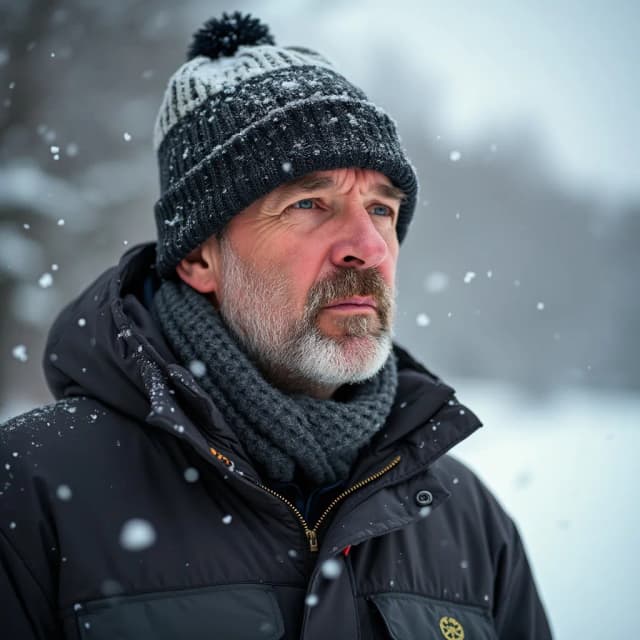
[{"left": 217, "top": 235, "right": 395, "bottom": 395}]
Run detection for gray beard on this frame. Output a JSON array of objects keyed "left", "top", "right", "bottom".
[{"left": 217, "top": 236, "right": 395, "bottom": 395}]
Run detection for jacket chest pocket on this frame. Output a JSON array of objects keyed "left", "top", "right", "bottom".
[
  {"left": 369, "top": 593, "right": 497, "bottom": 640},
  {"left": 75, "top": 584, "right": 284, "bottom": 640}
]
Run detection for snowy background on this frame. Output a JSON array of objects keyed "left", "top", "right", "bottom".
[{"left": 1, "top": 1, "right": 639, "bottom": 636}]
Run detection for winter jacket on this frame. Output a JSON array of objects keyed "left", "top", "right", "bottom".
[{"left": 0, "top": 244, "right": 553, "bottom": 639}]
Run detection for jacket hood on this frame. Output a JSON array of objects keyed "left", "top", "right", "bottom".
[
  {"left": 44, "top": 243, "right": 175, "bottom": 423},
  {"left": 43, "top": 243, "right": 482, "bottom": 475}
]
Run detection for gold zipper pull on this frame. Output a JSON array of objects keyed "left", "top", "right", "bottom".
[
  {"left": 255, "top": 456, "right": 401, "bottom": 556},
  {"left": 306, "top": 529, "right": 319, "bottom": 553}
]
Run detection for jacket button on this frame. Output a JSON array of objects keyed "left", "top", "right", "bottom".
[{"left": 415, "top": 490, "right": 433, "bottom": 506}]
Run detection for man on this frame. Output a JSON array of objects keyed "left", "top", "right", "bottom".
[{"left": 1, "top": 12, "right": 552, "bottom": 639}]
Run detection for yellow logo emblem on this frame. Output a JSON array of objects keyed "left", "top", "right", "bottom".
[{"left": 439, "top": 616, "right": 465, "bottom": 639}]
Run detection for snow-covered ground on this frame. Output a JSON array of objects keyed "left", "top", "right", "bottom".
[{"left": 452, "top": 380, "right": 640, "bottom": 638}]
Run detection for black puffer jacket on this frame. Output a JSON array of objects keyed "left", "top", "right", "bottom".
[{"left": 0, "top": 245, "right": 552, "bottom": 639}]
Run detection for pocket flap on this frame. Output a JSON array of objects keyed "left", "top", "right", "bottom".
[
  {"left": 370, "top": 592, "right": 496, "bottom": 640},
  {"left": 77, "top": 584, "right": 284, "bottom": 640}
]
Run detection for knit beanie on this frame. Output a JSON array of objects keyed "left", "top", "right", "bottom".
[{"left": 153, "top": 12, "right": 419, "bottom": 279}]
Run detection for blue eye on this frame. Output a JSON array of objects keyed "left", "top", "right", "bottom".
[
  {"left": 371, "top": 204, "right": 391, "bottom": 217},
  {"left": 292, "top": 199, "right": 314, "bottom": 209}
]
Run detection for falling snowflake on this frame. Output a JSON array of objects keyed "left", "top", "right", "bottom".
[
  {"left": 123, "top": 132, "right": 132, "bottom": 141},
  {"left": 537, "top": 302, "right": 545, "bottom": 311},
  {"left": 463, "top": 271, "right": 476, "bottom": 284},
  {"left": 424, "top": 271, "right": 449, "bottom": 294},
  {"left": 100, "top": 579, "right": 124, "bottom": 596},
  {"left": 119, "top": 518, "right": 157, "bottom": 551},
  {"left": 305, "top": 594, "right": 319, "bottom": 607},
  {"left": 416, "top": 313, "right": 430, "bottom": 327},
  {"left": 320, "top": 558, "right": 342, "bottom": 580},
  {"left": 56, "top": 485, "right": 72, "bottom": 501},
  {"left": 184, "top": 467, "right": 200, "bottom": 483},
  {"left": 222, "top": 514, "right": 232, "bottom": 525},
  {"left": 449, "top": 150, "right": 462, "bottom": 162},
  {"left": 189, "top": 360, "right": 206, "bottom": 377},
  {"left": 12, "top": 344, "right": 28, "bottom": 362},
  {"left": 39, "top": 273, "right": 53, "bottom": 288}
]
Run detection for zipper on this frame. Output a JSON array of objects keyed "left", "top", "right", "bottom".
[{"left": 256, "top": 455, "right": 402, "bottom": 553}]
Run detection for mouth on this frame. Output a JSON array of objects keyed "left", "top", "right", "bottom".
[{"left": 323, "top": 297, "right": 378, "bottom": 312}]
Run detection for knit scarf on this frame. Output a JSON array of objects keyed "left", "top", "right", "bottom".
[{"left": 153, "top": 279, "right": 397, "bottom": 485}]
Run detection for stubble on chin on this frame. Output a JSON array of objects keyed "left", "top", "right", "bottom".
[{"left": 218, "top": 239, "right": 395, "bottom": 391}]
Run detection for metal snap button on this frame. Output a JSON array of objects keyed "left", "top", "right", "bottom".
[{"left": 415, "top": 490, "right": 433, "bottom": 506}]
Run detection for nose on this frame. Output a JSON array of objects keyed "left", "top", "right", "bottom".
[{"left": 329, "top": 204, "right": 389, "bottom": 270}]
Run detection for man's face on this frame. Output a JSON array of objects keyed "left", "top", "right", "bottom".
[{"left": 210, "top": 168, "right": 403, "bottom": 396}]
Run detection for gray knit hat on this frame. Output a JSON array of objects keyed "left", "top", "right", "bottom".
[{"left": 153, "top": 12, "right": 418, "bottom": 278}]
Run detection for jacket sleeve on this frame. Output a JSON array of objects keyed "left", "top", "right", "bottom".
[
  {"left": 492, "top": 519, "right": 554, "bottom": 639},
  {"left": 0, "top": 529, "right": 63, "bottom": 639}
]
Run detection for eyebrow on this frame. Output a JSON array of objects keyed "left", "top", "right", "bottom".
[{"left": 269, "top": 173, "right": 406, "bottom": 207}]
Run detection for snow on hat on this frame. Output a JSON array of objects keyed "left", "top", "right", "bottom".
[{"left": 153, "top": 12, "right": 418, "bottom": 278}]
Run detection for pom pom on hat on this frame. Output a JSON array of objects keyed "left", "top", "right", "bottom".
[{"left": 187, "top": 12, "right": 275, "bottom": 61}]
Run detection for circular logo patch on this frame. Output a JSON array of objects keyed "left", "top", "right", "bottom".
[{"left": 439, "top": 616, "right": 465, "bottom": 639}]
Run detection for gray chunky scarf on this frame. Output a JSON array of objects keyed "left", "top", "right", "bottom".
[{"left": 153, "top": 279, "right": 397, "bottom": 485}]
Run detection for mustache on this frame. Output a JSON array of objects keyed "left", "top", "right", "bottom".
[{"left": 305, "top": 268, "right": 393, "bottom": 327}]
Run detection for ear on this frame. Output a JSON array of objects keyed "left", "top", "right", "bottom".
[{"left": 175, "top": 235, "right": 222, "bottom": 295}]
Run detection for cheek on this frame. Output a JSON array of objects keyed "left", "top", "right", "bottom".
[
  {"left": 262, "top": 253, "right": 321, "bottom": 314},
  {"left": 381, "top": 244, "right": 399, "bottom": 286},
  {"left": 291, "top": 264, "right": 323, "bottom": 305}
]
